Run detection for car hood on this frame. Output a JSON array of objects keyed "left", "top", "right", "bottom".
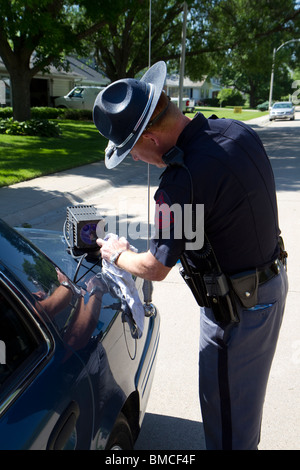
[
  {"left": 15, "top": 227, "right": 90, "bottom": 280},
  {"left": 14, "top": 226, "right": 145, "bottom": 319}
]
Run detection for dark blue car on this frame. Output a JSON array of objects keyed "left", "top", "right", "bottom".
[{"left": 0, "top": 219, "right": 160, "bottom": 450}]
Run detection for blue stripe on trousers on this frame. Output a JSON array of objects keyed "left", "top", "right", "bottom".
[{"left": 199, "top": 267, "right": 288, "bottom": 450}]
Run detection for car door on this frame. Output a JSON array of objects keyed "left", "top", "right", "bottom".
[
  {"left": 65, "top": 87, "right": 85, "bottom": 109},
  {"left": 6, "top": 224, "right": 160, "bottom": 449},
  {"left": 0, "top": 271, "right": 94, "bottom": 450},
  {"left": 83, "top": 88, "right": 103, "bottom": 110}
]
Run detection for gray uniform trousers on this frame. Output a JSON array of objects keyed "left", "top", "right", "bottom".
[{"left": 199, "top": 266, "right": 288, "bottom": 450}]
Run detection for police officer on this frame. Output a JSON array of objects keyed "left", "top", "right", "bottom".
[{"left": 93, "top": 61, "right": 288, "bottom": 450}]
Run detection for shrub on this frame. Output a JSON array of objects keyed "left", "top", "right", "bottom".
[
  {"left": 199, "top": 97, "right": 220, "bottom": 107},
  {"left": 256, "top": 101, "right": 269, "bottom": 111},
  {"left": 217, "top": 88, "right": 245, "bottom": 107},
  {"left": 31, "top": 107, "right": 63, "bottom": 119},
  {"left": 60, "top": 108, "right": 93, "bottom": 120},
  {"left": 0, "top": 118, "right": 23, "bottom": 135},
  {"left": 0, "top": 106, "right": 93, "bottom": 121},
  {"left": 0, "top": 118, "right": 61, "bottom": 137},
  {"left": 0, "top": 107, "right": 13, "bottom": 118},
  {"left": 24, "top": 119, "right": 61, "bottom": 137}
]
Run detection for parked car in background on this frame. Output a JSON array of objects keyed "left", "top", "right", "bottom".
[
  {"left": 54, "top": 86, "right": 105, "bottom": 110},
  {"left": 269, "top": 101, "right": 295, "bottom": 121},
  {"left": 0, "top": 219, "right": 160, "bottom": 450},
  {"left": 170, "top": 96, "right": 195, "bottom": 114}
]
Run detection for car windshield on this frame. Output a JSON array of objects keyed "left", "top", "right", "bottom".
[
  {"left": 273, "top": 102, "right": 292, "bottom": 108},
  {"left": 69, "top": 88, "right": 83, "bottom": 98}
]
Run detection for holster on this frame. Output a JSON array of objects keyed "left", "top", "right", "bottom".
[
  {"left": 179, "top": 256, "right": 239, "bottom": 323},
  {"left": 179, "top": 263, "right": 210, "bottom": 308},
  {"left": 203, "top": 271, "right": 239, "bottom": 323}
]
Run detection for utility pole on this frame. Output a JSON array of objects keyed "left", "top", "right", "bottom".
[
  {"left": 268, "top": 39, "right": 300, "bottom": 110},
  {"left": 179, "top": 2, "right": 188, "bottom": 111}
]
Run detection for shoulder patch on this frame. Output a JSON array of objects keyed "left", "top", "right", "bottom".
[{"left": 155, "top": 190, "right": 174, "bottom": 230}]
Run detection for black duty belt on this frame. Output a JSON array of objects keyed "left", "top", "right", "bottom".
[{"left": 257, "top": 259, "right": 281, "bottom": 285}]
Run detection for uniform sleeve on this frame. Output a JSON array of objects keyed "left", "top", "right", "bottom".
[{"left": 150, "top": 179, "right": 189, "bottom": 267}]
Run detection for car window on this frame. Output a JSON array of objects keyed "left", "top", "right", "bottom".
[
  {"left": 273, "top": 103, "right": 292, "bottom": 108},
  {"left": 69, "top": 88, "right": 83, "bottom": 98},
  {"left": 0, "top": 291, "right": 37, "bottom": 384},
  {"left": 0, "top": 283, "right": 51, "bottom": 412}
]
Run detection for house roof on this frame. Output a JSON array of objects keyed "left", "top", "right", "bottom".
[
  {"left": 0, "top": 57, "right": 81, "bottom": 80},
  {"left": 65, "top": 56, "right": 110, "bottom": 85},
  {"left": 0, "top": 55, "right": 110, "bottom": 85},
  {"left": 166, "top": 74, "right": 206, "bottom": 88}
]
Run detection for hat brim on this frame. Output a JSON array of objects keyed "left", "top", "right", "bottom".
[{"left": 105, "top": 61, "right": 167, "bottom": 169}]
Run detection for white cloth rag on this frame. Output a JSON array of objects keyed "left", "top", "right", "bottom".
[{"left": 101, "top": 234, "right": 145, "bottom": 337}]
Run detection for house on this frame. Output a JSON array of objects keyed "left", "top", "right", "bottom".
[
  {"left": 0, "top": 56, "right": 110, "bottom": 108},
  {"left": 165, "top": 75, "right": 222, "bottom": 104},
  {"left": 63, "top": 57, "right": 110, "bottom": 87}
]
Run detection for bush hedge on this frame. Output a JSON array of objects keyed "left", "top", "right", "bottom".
[
  {"left": 32, "top": 107, "right": 64, "bottom": 119},
  {"left": 0, "top": 117, "right": 61, "bottom": 137},
  {"left": 61, "top": 109, "right": 92, "bottom": 120},
  {"left": 256, "top": 101, "right": 269, "bottom": 111},
  {"left": 0, "top": 106, "right": 93, "bottom": 137},
  {"left": 0, "top": 107, "right": 92, "bottom": 120},
  {"left": 0, "top": 107, "right": 13, "bottom": 118},
  {"left": 217, "top": 88, "right": 245, "bottom": 107}
]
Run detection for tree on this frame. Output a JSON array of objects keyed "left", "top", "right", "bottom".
[
  {"left": 91, "top": 0, "right": 237, "bottom": 81},
  {"left": 0, "top": 0, "right": 119, "bottom": 121},
  {"left": 217, "top": 40, "right": 296, "bottom": 107},
  {"left": 194, "top": 0, "right": 300, "bottom": 107},
  {"left": 92, "top": 0, "right": 186, "bottom": 81},
  {"left": 90, "top": 0, "right": 300, "bottom": 105},
  {"left": 217, "top": 88, "right": 245, "bottom": 107},
  {"left": 1, "top": 0, "right": 299, "bottom": 120}
]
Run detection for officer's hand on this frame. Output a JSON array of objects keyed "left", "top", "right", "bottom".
[{"left": 96, "top": 236, "right": 129, "bottom": 262}]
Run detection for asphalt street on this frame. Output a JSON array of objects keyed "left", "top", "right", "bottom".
[{"left": 0, "top": 111, "right": 299, "bottom": 450}]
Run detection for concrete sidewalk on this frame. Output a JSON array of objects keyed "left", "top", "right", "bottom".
[
  {"left": 0, "top": 113, "right": 299, "bottom": 450},
  {"left": 0, "top": 158, "right": 157, "bottom": 231}
]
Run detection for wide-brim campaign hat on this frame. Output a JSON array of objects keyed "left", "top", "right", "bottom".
[{"left": 93, "top": 61, "right": 167, "bottom": 169}]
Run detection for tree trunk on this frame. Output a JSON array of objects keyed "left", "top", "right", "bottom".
[
  {"left": 248, "top": 80, "right": 258, "bottom": 109},
  {"left": 249, "top": 93, "right": 257, "bottom": 109},
  {"left": 10, "top": 69, "right": 32, "bottom": 121}
]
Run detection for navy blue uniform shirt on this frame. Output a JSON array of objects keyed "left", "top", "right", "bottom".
[{"left": 150, "top": 113, "right": 280, "bottom": 274}]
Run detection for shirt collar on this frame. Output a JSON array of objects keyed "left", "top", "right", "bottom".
[{"left": 176, "top": 112, "right": 207, "bottom": 149}]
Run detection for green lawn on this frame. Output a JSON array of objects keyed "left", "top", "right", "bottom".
[
  {"left": 0, "top": 120, "right": 106, "bottom": 187},
  {"left": 0, "top": 108, "right": 268, "bottom": 187},
  {"left": 189, "top": 106, "right": 269, "bottom": 120}
]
